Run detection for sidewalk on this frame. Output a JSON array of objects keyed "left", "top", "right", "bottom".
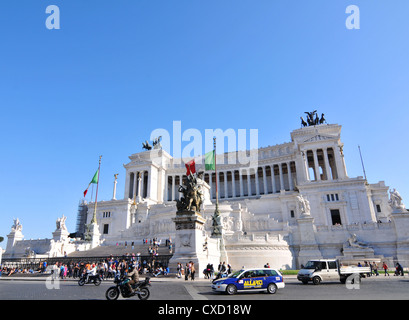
[
  {"left": 0, "top": 273, "right": 298, "bottom": 282},
  {"left": 3, "top": 273, "right": 404, "bottom": 282}
]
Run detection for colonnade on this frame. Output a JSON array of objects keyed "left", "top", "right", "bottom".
[
  {"left": 303, "top": 147, "right": 343, "bottom": 181},
  {"left": 128, "top": 170, "right": 149, "bottom": 200},
  {"left": 164, "top": 162, "right": 297, "bottom": 202}
]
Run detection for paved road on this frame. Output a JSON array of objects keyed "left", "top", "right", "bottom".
[{"left": 1, "top": 275, "right": 408, "bottom": 300}]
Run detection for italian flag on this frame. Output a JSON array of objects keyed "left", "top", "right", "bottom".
[
  {"left": 83, "top": 169, "right": 99, "bottom": 197},
  {"left": 205, "top": 150, "right": 215, "bottom": 171}
]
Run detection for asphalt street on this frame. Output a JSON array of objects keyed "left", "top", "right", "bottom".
[{"left": 0, "top": 275, "right": 408, "bottom": 300}]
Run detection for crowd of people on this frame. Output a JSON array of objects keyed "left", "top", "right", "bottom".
[
  {"left": 0, "top": 254, "right": 170, "bottom": 279},
  {"left": 354, "top": 261, "right": 406, "bottom": 277},
  {"left": 174, "top": 261, "right": 232, "bottom": 281}
]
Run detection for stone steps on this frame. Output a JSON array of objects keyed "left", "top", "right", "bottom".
[{"left": 68, "top": 243, "right": 174, "bottom": 258}]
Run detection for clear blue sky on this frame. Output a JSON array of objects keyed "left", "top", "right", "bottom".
[{"left": 1, "top": 0, "right": 408, "bottom": 248}]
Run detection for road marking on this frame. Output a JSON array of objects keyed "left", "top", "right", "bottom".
[{"left": 183, "top": 283, "right": 208, "bottom": 300}]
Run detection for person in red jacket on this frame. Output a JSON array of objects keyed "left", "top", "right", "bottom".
[{"left": 382, "top": 262, "right": 390, "bottom": 276}]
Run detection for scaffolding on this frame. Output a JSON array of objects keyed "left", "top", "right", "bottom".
[{"left": 75, "top": 199, "right": 88, "bottom": 239}]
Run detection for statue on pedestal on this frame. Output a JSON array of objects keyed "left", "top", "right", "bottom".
[
  {"left": 142, "top": 136, "right": 162, "bottom": 151},
  {"left": 176, "top": 172, "right": 203, "bottom": 213},
  {"left": 12, "top": 218, "right": 22, "bottom": 232},
  {"left": 345, "top": 233, "right": 368, "bottom": 249},
  {"left": 142, "top": 141, "right": 152, "bottom": 151},
  {"left": 56, "top": 215, "right": 67, "bottom": 231},
  {"left": 211, "top": 208, "right": 223, "bottom": 237},
  {"left": 300, "top": 110, "right": 327, "bottom": 127},
  {"left": 389, "top": 188, "right": 406, "bottom": 212},
  {"left": 296, "top": 194, "right": 311, "bottom": 216}
]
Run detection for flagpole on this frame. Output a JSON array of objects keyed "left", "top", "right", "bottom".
[
  {"left": 358, "top": 145, "right": 367, "bottom": 181},
  {"left": 91, "top": 155, "right": 102, "bottom": 224},
  {"left": 211, "top": 137, "right": 223, "bottom": 238},
  {"left": 214, "top": 137, "right": 219, "bottom": 210},
  {"left": 211, "top": 138, "right": 227, "bottom": 263}
]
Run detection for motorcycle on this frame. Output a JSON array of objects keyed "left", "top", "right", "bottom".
[
  {"left": 106, "top": 274, "right": 151, "bottom": 300},
  {"left": 78, "top": 273, "right": 102, "bottom": 286}
]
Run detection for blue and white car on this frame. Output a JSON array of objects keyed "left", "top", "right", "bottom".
[{"left": 211, "top": 268, "right": 285, "bottom": 295}]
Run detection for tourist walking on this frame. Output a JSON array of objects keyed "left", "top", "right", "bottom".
[
  {"left": 177, "top": 262, "right": 182, "bottom": 278},
  {"left": 373, "top": 262, "right": 379, "bottom": 276},
  {"left": 383, "top": 262, "right": 390, "bottom": 276},
  {"left": 184, "top": 263, "right": 190, "bottom": 281},
  {"left": 191, "top": 262, "right": 196, "bottom": 281}
]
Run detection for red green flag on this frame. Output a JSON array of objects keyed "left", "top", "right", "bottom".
[{"left": 83, "top": 169, "right": 99, "bottom": 197}]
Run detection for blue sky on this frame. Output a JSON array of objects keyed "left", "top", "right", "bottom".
[{"left": 1, "top": 0, "right": 408, "bottom": 248}]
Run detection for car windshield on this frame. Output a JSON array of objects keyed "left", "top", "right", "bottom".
[
  {"left": 228, "top": 270, "right": 244, "bottom": 278},
  {"left": 304, "top": 261, "right": 322, "bottom": 269}
]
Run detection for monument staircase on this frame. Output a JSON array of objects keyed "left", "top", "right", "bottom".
[{"left": 67, "top": 242, "right": 174, "bottom": 258}]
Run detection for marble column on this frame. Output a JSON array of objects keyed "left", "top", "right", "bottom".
[
  {"left": 313, "top": 149, "right": 321, "bottom": 181},
  {"left": 323, "top": 148, "right": 332, "bottom": 180},
  {"left": 287, "top": 162, "right": 293, "bottom": 191},
  {"left": 239, "top": 170, "right": 244, "bottom": 197},
  {"left": 231, "top": 171, "right": 236, "bottom": 198},
  {"left": 224, "top": 171, "right": 228, "bottom": 199},
  {"left": 247, "top": 169, "right": 252, "bottom": 196},
  {"left": 262, "top": 166, "right": 267, "bottom": 194},
  {"left": 164, "top": 175, "right": 169, "bottom": 201},
  {"left": 171, "top": 175, "right": 175, "bottom": 201},
  {"left": 255, "top": 168, "right": 260, "bottom": 195},
  {"left": 279, "top": 163, "right": 284, "bottom": 191},
  {"left": 209, "top": 173, "right": 213, "bottom": 199},
  {"left": 133, "top": 171, "right": 138, "bottom": 200},
  {"left": 302, "top": 151, "right": 310, "bottom": 181},
  {"left": 271, "top": 165, "right": 277, "bottom": 193}
]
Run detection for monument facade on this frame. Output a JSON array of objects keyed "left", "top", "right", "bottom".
[{"left": 4, "top": 116, "right": 409, "bottom": 271}]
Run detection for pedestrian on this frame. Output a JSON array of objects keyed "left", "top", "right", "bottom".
[
  {"left": 191, "top": 262, "right": 196, "bottom": 281},
  {"left": 395, "top": 263, "right": 404, "bottom": 276},
  {"left": 177, "top": 262, "right": 182, "bottom": 278},
  {"left": 373, "top": 262, "right": 379, "bottom": 276},
  {"left": 184, "top": 263, "right": 190, "bottom": 281},
  {"left": 383, "top": 262, "right": 390, "bottom": 276}
]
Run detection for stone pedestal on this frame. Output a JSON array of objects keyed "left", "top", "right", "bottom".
[
  {"left": 391, "top": 212, "right": 409, "bottom": 267},
  {"left": 6, "top": 229, "right": 24, "bottom": 257},
  {"left": 88, "top": 222, "right": 101, "bottom": 249},
  {"left": 296, "top": 214, "right": 322, "bottom": 267},
  {"left": 339, "top": 247, "right": 377, "bottom": 262},
  {"left": 52, "top": 228, "right": 69, "bottom": 242},
  {"left": 168, "top": 210, "right": 214, "bottom": 278}
]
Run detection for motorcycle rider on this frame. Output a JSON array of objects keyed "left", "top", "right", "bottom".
[
  {"left": 86, "top": 263, "right": 97, "bottom": 283},
  {"left": 126, "top": 262, "right": 140, "bottom": 293}
]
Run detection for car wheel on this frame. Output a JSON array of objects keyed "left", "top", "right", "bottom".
[
  {"left": 267, "top": 283, "right": 277, "bottom": 294},
  {"left": 312, "top": 276, "right": 321, "bottom": 285},
  {"left": 226, "top": 284, "right": 237, "bottom": 295}
]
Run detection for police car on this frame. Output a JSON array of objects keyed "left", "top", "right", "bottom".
[{"left": 211, "top": 268, "right": 285, "bottom": 295}]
